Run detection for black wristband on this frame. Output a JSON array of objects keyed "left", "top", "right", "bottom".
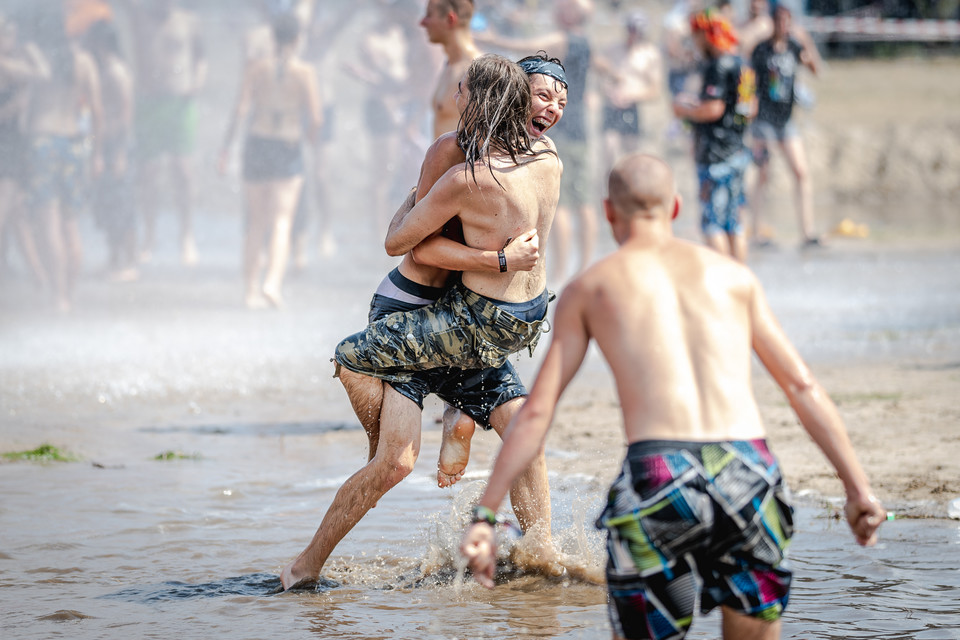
[{"left": 498, "top": 249, "right": 507, "bottom": 272}]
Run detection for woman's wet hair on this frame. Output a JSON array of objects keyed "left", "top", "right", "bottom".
[{"left": 456, "top": 54, "right": 536, "bottom": 187}]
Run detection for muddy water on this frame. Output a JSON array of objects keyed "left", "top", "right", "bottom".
[
  {"left": 1, "top": 451, "right": 959, "bottom": 639},
  {"left": 2, "top": 213, "right": 959, "bottom": 639}
]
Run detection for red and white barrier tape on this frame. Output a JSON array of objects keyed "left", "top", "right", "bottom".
[{"left": 805, "top": 17, "right": 960, "bottom": 42}]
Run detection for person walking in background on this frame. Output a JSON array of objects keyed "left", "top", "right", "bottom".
[
  {"left": 0, "top": 11, "right": 49, "bottom": 290},
  {"left": 461, "top": 153, "right": 885, "bottom": 639},
  {"left": 86, "top": 20, "right": 138, "bottom": 282},
  {"left": 219, "top": 13, "right": 322, "bottom": 310},
  {"left": 749, "top": 2, "right": 822, "bottom": 248},
  {"left": 673, "top": 8, "right": 755, "bottom": 263},
  {"left": 121, "top": 0, "right": 206, "bottom": 266},
  {"left": 420, "top": 0, "right": 482, "bottom": 141},
  {"left": 478, "top": 0, "right": 597, "bottom": 283},
  {"left": 594, "top": 10, "right": 661, "bottom": 177},
  {"left": 660, "top": 0, "right": 700, "bottom": 149},
  {"left": 281, "top": 55, "right": 563, "bottom": 590},
  {"left": 24, "top": 7, "right": 103, "bottom": 312}
]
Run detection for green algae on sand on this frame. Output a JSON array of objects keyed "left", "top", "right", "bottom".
[{"left": 1, "top": 444, "right": 77, "bottom": 462}]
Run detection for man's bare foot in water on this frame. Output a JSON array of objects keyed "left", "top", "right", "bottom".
[
  {"left": 437, "top": 407, "right": 475, "bottom": 487},
  {"left": 279, "top": 557, "right": 317, "bottom": 591}
]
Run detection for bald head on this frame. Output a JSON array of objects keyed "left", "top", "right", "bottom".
[{"left": 607, "top": 154, "right": 677, "bottom": 221}]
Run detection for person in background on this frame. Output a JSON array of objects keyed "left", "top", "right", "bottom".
[
  {"left": 219, "top": 13, "right": 322, "bottom": 309},
  {"left": 478, "top": 0, "right": 597, "bottom": 283},
  {"left": 24, "top": 6, "right": 103, "bottom": 312},
  {"left": 121, "top": 0, "right": 206, "bottom": 266},
  {"left": 749, "top": 2, "right": 822, "bottom": 248},
  {"left": 594, "top": 10, "right": 661, "bottom": 176},
  {"left": 673, "top": 8, "right": 755, "bottom": 263},
  {"left": 86, "top": 20, "right": 138, "bottom": 282},
  {"left": 0, "top": 11, "right": 48, "bottom": 289}
]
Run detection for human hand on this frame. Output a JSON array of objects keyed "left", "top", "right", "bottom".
[
  {"left": 460, "top": 522, "right": 496, "bottom": 588},
  {"left": 845, "top": 493, "right": 885, "bottom": 547},
  {"left": 503, "top": 229, "right": 539, "bottom": 272}
]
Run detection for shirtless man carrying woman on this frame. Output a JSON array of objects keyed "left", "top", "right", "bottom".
[
  {"left": 281, "top": 55, "right": 566, "bottom": 589},
  {"left": 340, "top": 54, "right": 568, "bottom": 489},
  {"left": 219, "top": 13, "right": 322, "bottom": 309}
]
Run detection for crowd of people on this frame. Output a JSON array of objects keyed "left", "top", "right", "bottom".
[
  {"left": 1, "top": 1, "right": 885, "bottom": 638},
  {"left": 0, "top": 0, "right": 827, "bottom": 313}
]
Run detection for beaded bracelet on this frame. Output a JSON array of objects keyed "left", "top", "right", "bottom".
[{"left": 471, "top": 505, "right": 500, "bottom": 526}]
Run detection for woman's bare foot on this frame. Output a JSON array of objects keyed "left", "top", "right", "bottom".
[
  {"left": 261, "top": 285, "right": 284, "bottom": 309},
  {"left": 245, "top": 292, "right": 269, "bottom": 310},
  {"left": 437, "top": 407, "right": 475, "bottom": 488}
]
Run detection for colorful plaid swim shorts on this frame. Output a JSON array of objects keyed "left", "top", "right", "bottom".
[{"left": 596, "top": 439, "right": 794, "bottom": 640}]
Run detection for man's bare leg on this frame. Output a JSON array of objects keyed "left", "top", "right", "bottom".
[
  {"left": 721, "top": 607, "right": 781, "bottom": 640},
  {"left": 437, "top": 405, "right": 475, "bottom": 488},
  {"left": 488, "top": 397, "right": 560, "bottom": 574},
  {"left": 280, "top": 385, "right": 422, "bottom": 589},
  {"left": 338, "top": 367, "right": 385, "bottom": 461}
]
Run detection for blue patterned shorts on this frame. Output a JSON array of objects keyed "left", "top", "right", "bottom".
[
  {"left": 697, "top": 150, "right": 750, "bottom": 237},
  {"left": 597, "top": 439, "right": 794, "bottom": 639}
]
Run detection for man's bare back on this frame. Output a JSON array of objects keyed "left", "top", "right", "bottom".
[{"left": 571, "top": 235, "right": 766, "bottom": 443}]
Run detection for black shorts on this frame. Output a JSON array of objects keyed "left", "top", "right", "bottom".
[{"left": 242, "top": 135, "right": 303, "bottom": 181}]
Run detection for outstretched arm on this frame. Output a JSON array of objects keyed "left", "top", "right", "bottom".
[
  {"left": 750, "top": 277, "right": 884, "bottom": 546},
  {"left": 460, "top": 284, "right": 591, "bottom": 587}
]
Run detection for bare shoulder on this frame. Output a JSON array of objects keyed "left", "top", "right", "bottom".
[
  {"left": 534, "top": 135, "right": 557, "bottom": 153},
  {"left": 421, "top": 133, "right": 464, "bottom": 172}
]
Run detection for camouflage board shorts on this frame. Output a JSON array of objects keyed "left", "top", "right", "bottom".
[
  {"left": 597, "top": 439, "right": 794, "bottom": 639},
  {"left": 363, "top": 275, "right": 528, "bottom": 428},
  {"left": 335, "top": 283, "right": 549, "bottom": 384}
]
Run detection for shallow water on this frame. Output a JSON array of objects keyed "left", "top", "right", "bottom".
[
  {"left": 2, "top": 212, "right": 959, "bottom": 638},
  {"left": 1, "top": 444, "right": 958, "bottom": 640}
]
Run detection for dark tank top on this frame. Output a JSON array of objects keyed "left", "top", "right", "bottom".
[{"left": 552, "top": 34, "right": 591, "bottom": 142}]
